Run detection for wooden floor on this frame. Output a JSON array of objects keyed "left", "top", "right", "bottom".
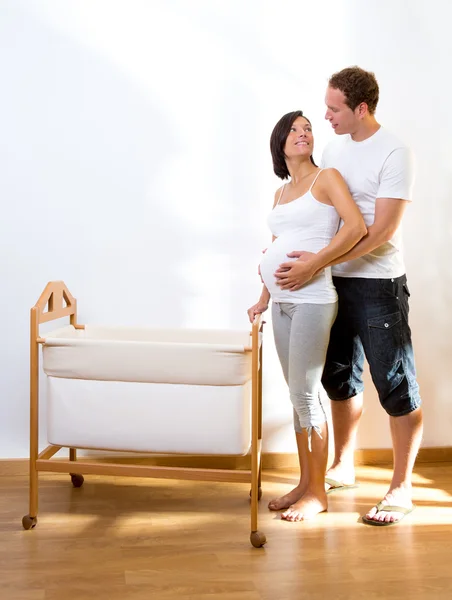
[{"left": 1, "top": 463, "right": 452, "bottom": 600}]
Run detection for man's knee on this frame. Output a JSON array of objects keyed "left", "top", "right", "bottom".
[
  {"left": 371, "top": 349, "right": 421, "bottom": 416},
  {"left": 322, "top": 364, "right": 363, "bottom": 401},
  {"left": 379, "top": 385, "right": 422, "bottom": 417}
]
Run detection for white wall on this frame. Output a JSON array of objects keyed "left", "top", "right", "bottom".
[{"left": 1, "top": 0, "right": 451, "bottom": 458}]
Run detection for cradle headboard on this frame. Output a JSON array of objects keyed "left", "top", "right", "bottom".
[{"left": 33, "top": 281, "right": 77, "bottom": 325}]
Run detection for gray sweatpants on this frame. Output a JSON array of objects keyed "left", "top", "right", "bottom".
[{"left": 272, "top": 301, "right": 338, "bottom": 449}]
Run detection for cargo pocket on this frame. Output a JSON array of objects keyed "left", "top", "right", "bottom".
[{"left": 368, "top": 311, "right": 403, "bottom": 365}]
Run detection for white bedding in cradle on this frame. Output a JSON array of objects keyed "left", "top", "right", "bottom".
[
  {"left": 42, "top": 325, "right": 254, "bottom": 385},
  {"left": 47, "top": 377, "right": 251, "bottom": 455},
  {"left": 42, "top": 325, "right": 258, "bottom": 455}
]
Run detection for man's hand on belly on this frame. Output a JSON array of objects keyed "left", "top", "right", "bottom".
[{"left": 274, "top": 251, "right": 318, "bottom": 291}]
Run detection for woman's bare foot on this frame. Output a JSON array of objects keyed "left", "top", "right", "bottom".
[
  {"left": 281, "top": 490, "right": 328, "bottom": 522},
  {"left": 268, "top": 483, "right": 306, "bottom": 511}
]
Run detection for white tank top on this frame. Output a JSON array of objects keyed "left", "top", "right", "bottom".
[{"left": 259, "top": 169, "right": 340, "bottom": 304}]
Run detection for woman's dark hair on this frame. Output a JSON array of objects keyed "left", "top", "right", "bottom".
[{"left": 270, "top": 110, "right": 317, "bottom": 180}]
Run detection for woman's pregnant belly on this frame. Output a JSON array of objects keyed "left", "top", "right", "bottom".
[{"left": 259, "top": 234, "right": 329, "bottom": 300}]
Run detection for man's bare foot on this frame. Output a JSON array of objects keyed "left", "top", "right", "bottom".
[
  {"left": 281, "top": 490, "right": 328, "bottom": 522},
  {"left": 268, "top": 483, "right": 306, "bottom": 511},
  {"left": 364, "top": 486, "right": 413, "bottom": 525},
  {"left": 325, "top": 464, "right": 355, "bottom": 492}
]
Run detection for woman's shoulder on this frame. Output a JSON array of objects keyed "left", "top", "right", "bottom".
[
  {"left": 273, "top": 183, "right": 286, "bottom": 207},
  {"left": 318, "top": 167, "right": 344, "bottom": 186},
  {"left": 320, "top": 167, "right": 341, "bottom": 178}
]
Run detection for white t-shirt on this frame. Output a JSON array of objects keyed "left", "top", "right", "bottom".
[{"left": 321, "top": 127, "right": 414, "bottom": 278}]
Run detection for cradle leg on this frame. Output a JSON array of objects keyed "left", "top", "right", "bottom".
[
  {"left": 249, "top": 338, "right": 264, "bottom": 502},
  {"left": 69, "top": 448, "right": 84, "bottom": 488},
  {"left": 249, "top": 487, "right": 263, "bottom": 501},
  {"left": 250, "top": 319, "right": 266, "bottom": 548},
  {"left": 23, "top": 309, "right": 39, "bottom": 530},
  {"left": 250, "top": 440, "right": 265, "bottom": 547},
  {"left": 257, "top": 463, "right": 262, "bottom": 500},
  {"left": 23, "top": 459, "right": 38, "bottom": 530},
  {"left": 258, "top": 340, "right": 263, "bottom": 495},
  {"left": 22, "top": 514, "right": 38, "bottom": 530}
]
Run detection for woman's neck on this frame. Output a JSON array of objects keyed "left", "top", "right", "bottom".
[{"left": 286, "top": 158, "right": 318, "bottom": 185}]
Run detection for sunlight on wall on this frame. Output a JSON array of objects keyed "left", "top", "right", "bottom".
[{"left": 23, "top": 0, "right": 350, "bottom": 332}]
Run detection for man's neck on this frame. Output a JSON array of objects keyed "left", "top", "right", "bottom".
[{"left": 350, "top": 117, "right": 381, "bottom": 142}]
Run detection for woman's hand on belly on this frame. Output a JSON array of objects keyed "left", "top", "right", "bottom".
[{"left": 274, "top": 251, "right": 318, "bottom": 291}]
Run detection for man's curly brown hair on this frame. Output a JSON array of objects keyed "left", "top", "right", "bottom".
[{"left": 329, "top": 66, "right": 379, "bottom": 115}]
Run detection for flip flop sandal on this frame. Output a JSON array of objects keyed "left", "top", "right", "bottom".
[
  {"left": 362, "top": 502, "right": 416, "bottom": 526},
  {"left": 325, "top": 477, "right": 359, "bottom": 495}
]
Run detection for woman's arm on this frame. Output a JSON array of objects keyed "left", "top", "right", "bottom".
[
  {"left": 258, "top": 187, "right": 281, "bottom": 281},
  {"left": 306, "top": 168, "right": 367, "bottom": 270},
  {"left": 248, "top": 188, "right": 282, "bottom": 321},
  {"left": 247, "top": 288, "right": 270, "bottom": 323},
  {"left": 274, "top": 169, "right": 366, "bottom": 291}
]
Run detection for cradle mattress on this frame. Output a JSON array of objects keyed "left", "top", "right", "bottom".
[
  {"left": 42, "top": 325, "right": 253, "bottom": 385},
  {"left": 43, "top": 325, "right": 257, "bottom": 455}
]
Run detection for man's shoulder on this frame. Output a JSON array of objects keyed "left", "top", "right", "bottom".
[
  {"left": 322, "top": 135, "right": 350, "bottom": 161},
  {"left": 323, "top": 135, "right": 350, "bottom": 152},
  {"left": 376, "top": 127, "right": 410, "bottom": 153}
]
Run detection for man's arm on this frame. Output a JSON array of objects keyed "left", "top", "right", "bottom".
[
  {"left": 282, "top": 145, "right": 414, "bottom": 278},
  {"left": 328, "top": 197, "right": 409, "bottom": 266},
  {"left": 289, "top": 197, "right": 410, "bottom": 273},
  {"left": 274, "top": 169, "right": 367, "bottom": 290},
  {"left": 327, "top": 144, "right": 414, "bottom": 266}
]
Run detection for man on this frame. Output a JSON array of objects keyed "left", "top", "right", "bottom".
[{"left": 275, "top": 66, "right": 423, "bottom": 525}]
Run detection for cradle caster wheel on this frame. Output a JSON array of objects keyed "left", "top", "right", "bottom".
[
  {"left": 22, "top": 515, "right": 38, "bottom": 530},
  {"left": 249, "top": 487, "right": 263, "bottom": 501},
  {"left": 70, "top": 474, "right": 84, "bottom": 488},
  {"left": 250, "top": 531, "right": 266, "bottom": 548}
]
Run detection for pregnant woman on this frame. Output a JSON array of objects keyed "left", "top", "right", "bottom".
[{"left": 247, "top": 110, "right": 366, "bottom": 522}]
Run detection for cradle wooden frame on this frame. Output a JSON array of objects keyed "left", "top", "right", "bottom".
[{"left": 22, "top": 281, "right": 266, "bottom": 548}]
